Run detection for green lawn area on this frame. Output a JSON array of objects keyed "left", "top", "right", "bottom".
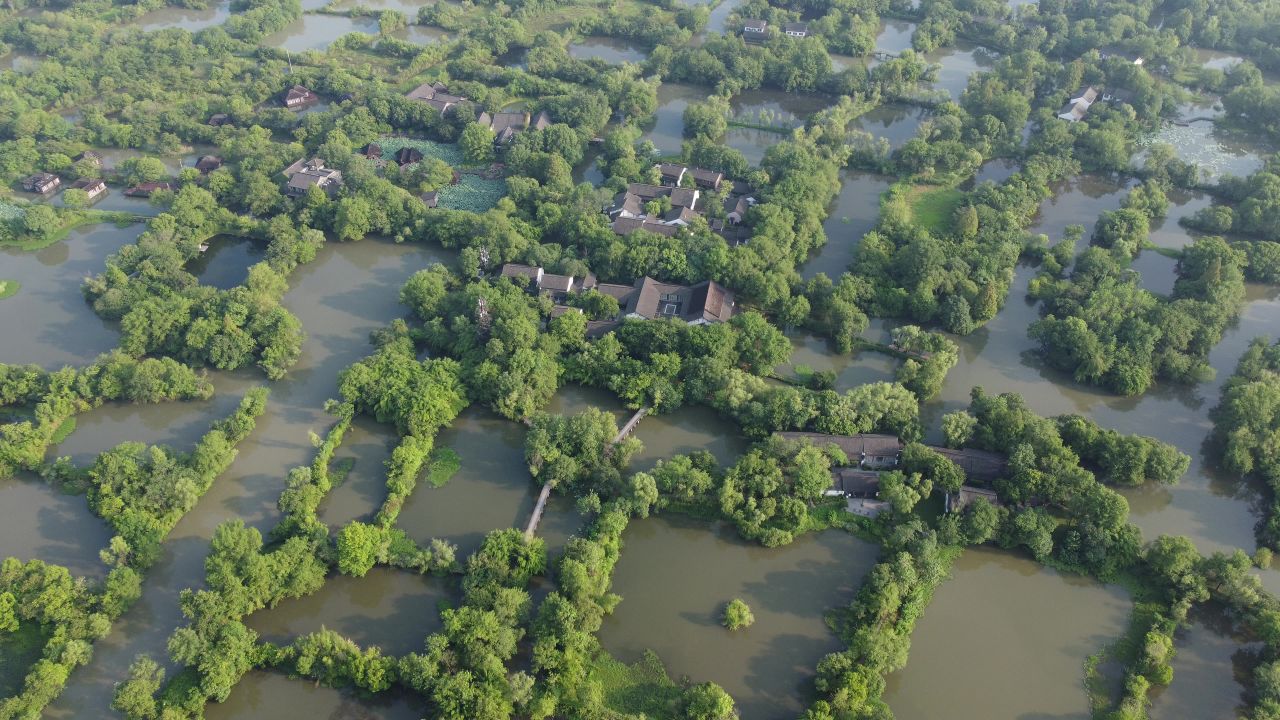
[
  {"left": 587, "top": 649, "right": 685, "bottom": 718},
  {"left": 0, "top": 280, "right": 18, "bottom": 301},
  {"left": 0, "top": 625, "right": 50, "bottom": 699},
  {"left": 906, "top": 186, "right": 965, "bottom": 235}
]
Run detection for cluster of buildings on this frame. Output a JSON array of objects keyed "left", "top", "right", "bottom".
[
  {"left": 282, "top": 157, "right": 343, "bottom": 198},
  {"left": 1057, "top": 86, "right": 1100, "bottom": 122},
  {"left": 498, "top": 261, "right": 736, "bottom": 335},
  {"left": 606, "top": 163, "right": 756, "bottom": 242},
  {"left": 776, "top": 431, "right": 1009, "bottom": 518},
  {"left": 406, "top": 82, "right": 553, "bottom": 146},
  {"left": 1055, "top": 84, "right": 1136, "bottom": 122},
  {"left": 741, "top": 19, "right": 809, "bottom": 42}
]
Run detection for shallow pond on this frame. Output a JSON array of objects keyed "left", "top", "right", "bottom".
[
  {"left": 327, "top": 0, "right": 433, "bottom": 14},
  {"left": 629, "top": 403, "right": 748, "bottom": 472},
  {"left": 186, "top": 235, "right": 266, "bottom": 289},
  {"left": 1147, "top": 189, "right": 1212, "bottom": 251},
  {"left": 0, "top": 53, "right": 40, "bottom": 73},
  {"left": 776, "top": 331, "right": 899, "bottom": 391},
  {"left": 264, "top": 14, "right": 378, "bottom": 53},
  {"left": 127, "top": 0, "right": 231, "bottom": 32},
  {"left": 725, "top": 90, "right": 830, "bottom": 165},
  {"left": 1029, "top": 173, "right": 1133, "bottom": 243},
  {"left": 395, "top": 406, "right": 584, "bottom": 559},
  {"left": 205, "top": 671, "right": 423, "bottom": 720},
  {"left": 598, "top": 515, "right": 878, "bottom": 719},
  {"left": 315, "top": 414, "right": 398, "bottom": 530},
  {"left": 1131, "top": 250, "right": 1179, "bottom": 296},
  {"left": 47, "top": 237, "right": 460, "bottom": 717},
  {"left": 874, "top": 19, "right": 916, "bottom": 56},
  {"left": 1148, "top": 608, "right": 1256, "bottom": 720},
  {"left": 245, "top": 567, "right": 459, "bottom": 656},
  {"left": 924, "top": 40, "right": 996, "bottom": 101},
  {"left": 390, "top": 24, "right": 446, "bottom": 44},
  {"left": 916, "top": 258, "right": 1280, "bottom": 557},
  {"left": 49, "top": 392, "right": 248, "bottom": 467},
  {"left": 0, "top": 471, "right": 113, "bottom": 579},
  {"left": 1138, "top": 122, "right": 1270, "bottom": 180},
  {"left": 850, "top": 104, "right": 928, "bottom": 149},
  {"left": 643, "top": 83, "right": 703, "bottom": 157},
  {"left": 805, "top": 169, "right": 892, "bottom": 279},
  {"left": 568, "top": 37, "right": 646, "bottom": 64},
  {"left": 971, "top": 157, "right": 1020, "bottom": 186},
  {"left": 704, "top": 0, "right": 746, "bottom": 36},
  {"left": 884, "top": 547, "right": 1130, "bottom": 720},
  {"left": 0, "top": 222, "right": 140, "bottom": 369}
]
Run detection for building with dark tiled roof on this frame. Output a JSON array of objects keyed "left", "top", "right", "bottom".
[
  {"left": 657, "top": 163, "right": 687, "bottom": 186},
  {"left": 67, "top": 177, "right": 106, "bottom": 199},
  {"left": 282, "top": 157, "right": 343, "bottom": 198},
  {"left": 775, "top": 432, "right": 902, "bottom": 469},
  {"left": 284, "top": 84, "right": 316, "bottom": 109},
  {"left": 742, "top": 19, "right": 767, "bottom": 40},
  {"left": 407, "top": 81, "right": 468, "bottom": 114},
  {"left": 610, "top": 217, "right": 682, "bottom": 237},
  {"left": 23, "top": 172, "right": 60, "bottom": 194},
  {"left": 195, "top": 155, "right": 223, "bottom": 174},
  {"left": 611, "top": 276, "right": 735, "bottom": 324},
  {"left": 394, "top": 147, "right": 424, "bottom": 166},
  {"left": 499, "top": 263, "right": 598, "bottom": 302},
  {"left": 124, "top": 181, "right": 171, "bottom": 197},
  {"left": 924, "top": 446, "right": 1009, "bottom": 483},
  {"left": 687, "top": 167, "right": 725, "bottom": 191},
  {"left": 783, "top": 22, "right": 809, "bottom": 37},
  {"left": 946, "top": 485, "right": 1001, "bottom": 513}
]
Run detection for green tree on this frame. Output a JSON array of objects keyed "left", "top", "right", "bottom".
[
  {"left": 722, "top": 598, "right": 754, "bottom": 630},
  {"left": 683, "top": 682, "right": 737, "bottom": 720},
  {"left": 461, "top": 123, "right": 496, "bottom": 164},
  {"left": 336, "top": 522, "right": 386, "bottom": 576},
  {"left": 111, "top": 656, "right": 163, "bottom": 720},
  {"left": 120, "top": 157, "right": 168, "bottom": 186},
  {"left": 22, "top": 204, "right": 59, "bottom": 238},
  {"left": 0, "top": 591, "right": 17, "bottom": 633}
]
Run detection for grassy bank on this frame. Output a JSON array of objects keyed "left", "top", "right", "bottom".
[{"left": 587, "top": 649, "right": 685, "bottom": 717}]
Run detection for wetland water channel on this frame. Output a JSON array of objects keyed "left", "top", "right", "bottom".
[{"left": 2, "top": 41, "right": 1278, "bottom": 718}]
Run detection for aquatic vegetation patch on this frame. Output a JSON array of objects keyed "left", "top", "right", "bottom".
[
  {"left": 0, "top": 200, "right": 25, "bottom": 223},
  {"left": 374, "top": 137, "right": 464, "bottom": 166},
  {"left": 0, "top": 280, "right": 18, "bottom": 300},
  {"left": 423, "top": 447, "right": 460, "bottom": 488},
  {"left": 437, "top": 174, "right": 506, "bottom": 212}
]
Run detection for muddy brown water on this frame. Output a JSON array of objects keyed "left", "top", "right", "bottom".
[
  {"left": 883, "top": 547, "right": 1131, "bottom": 720},
  {"left": 244, "top": 567, "right": 460, "bottom": 656},
  {"left": 598, "top": 514, "right": 878, "bottom": 719},
  {"left": 45, "top": 237, "right": 459, "bottom": 717},
  {"left": 204, "top": 670, "right": 424, "bottom": 719},
  {"left": 0, "top": 223, "right": 140, "bottom": 369}
]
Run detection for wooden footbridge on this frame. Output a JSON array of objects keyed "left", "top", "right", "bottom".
[{"left": 523, "top": 405, "right": 649, "bottom": 539}]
